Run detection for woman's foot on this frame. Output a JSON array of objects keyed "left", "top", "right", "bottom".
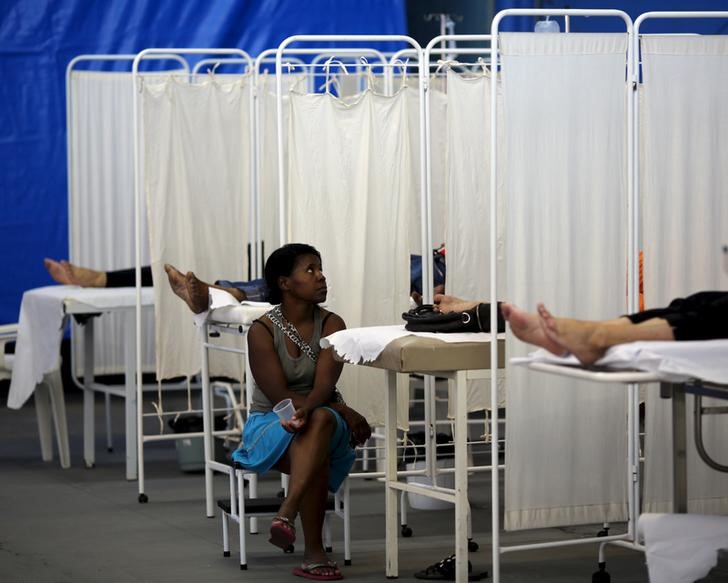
[
  {"left": 294, "top": 553, "right": 342, "bottom": 580},
  {"left": 44, "top": 258, "right": 106, "bottom": 287},
  {"left": 537, "top": 303, "right": 607, "bottom": 365},
  {"left": 269, "top": 515, "right": 296, "bottom": 550},
  {"left": 500, "top": 303, "right": 567, "bottom": 356}
]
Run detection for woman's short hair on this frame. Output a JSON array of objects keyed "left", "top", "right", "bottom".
[{"left": 264, "top": 243, "right": 321, "bottom": 304}]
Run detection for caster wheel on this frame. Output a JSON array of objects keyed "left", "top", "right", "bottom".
[
  {"left": 401, "top": 525, "right": 413, "bottom": 537},
  {"left": 277, "top": 488, "right": 285, "bottom": 498},
  {"left": 138, "top": 493, "right": 148, "bottom": 503},
  {"left": 107, "top": 447, "right": 114, "bottom": 453},
  {"left": 468, "top": 539, "right": 479, "bottom": 552},
  {"left": 344, "top": 559, "right": 352, "bottom": 566},
  {"left": 325, "top": 546, "right": 333, "bottom": 553},
  {"left": 223, "top": 551, "right": 230, "bottom": 557},
  {"left": 591, "top": 562, "right": 611, "bottom": 583},
  {"left": 597, "top": 527, "right": 610, "bottom": 537},
  {"left": 284, "top": 544, "right": 295, "bottom": 554}
]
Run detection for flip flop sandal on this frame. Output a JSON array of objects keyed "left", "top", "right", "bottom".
[
  {"left": 268, "top": 516, "right": 296, "bottom": 551},
  {"left": 293, "top": 560, "right": 344, "bottom": 581},
  {"left": 414, "top": 554, "right": 488, "bottom": 581}
]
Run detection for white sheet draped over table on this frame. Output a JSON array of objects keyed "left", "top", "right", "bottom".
[
  {"left": 68, "top": 71, "right": 154, "bottom": 375},
  {"left": 286, "top": 89, "right": 414, "bottom": 428},
  {"left": 500, "top": 33, "right": 630, "bottom": 530},
  {"left": 143, "top": 75, "right": 252, "bottom": 380},
  {"left": 640, "top": 35, "right": 728, "bottom": 514}
]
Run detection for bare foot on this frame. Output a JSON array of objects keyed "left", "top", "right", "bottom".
[
  {"left": 165, "top": 263, "right": 189, "bottom": 298},
  {"left": 185, "top": 271, "right": 211, "bottom": 314},
  {"left": 44, "top": 258, "right": 106, "bottom": 287},
  {"left": 537, "top": 303, "right": 606, "bottom": 365},
  {"left": 433, "top": 294, "right": 479, "bottom": 313},
  {"left": 500, "top": 303, "right": 567, "bottom": 356}
]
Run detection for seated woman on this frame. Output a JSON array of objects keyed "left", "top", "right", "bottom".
[
  {"left": 168, "top": 243, "right": 370, "bottom": 582},
  {"left": 435, "top": 291, "right": 728, "bottom": 366}
]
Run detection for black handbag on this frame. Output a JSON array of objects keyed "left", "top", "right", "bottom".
[{"left": 402, "top": 303, "right": 505, "bottom": 334}]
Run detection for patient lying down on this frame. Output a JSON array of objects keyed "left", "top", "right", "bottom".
[{"left": 436, "top": 291, "right": 728, "bottom": 366}]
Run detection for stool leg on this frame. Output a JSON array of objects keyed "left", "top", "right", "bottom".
[
  {"left": 34, "top": 383, "right": 53, "bottom": 462},
  {"left": 47, "top": 369, "right": 70, "bottom": 469},
  {"left": 222, "top": 512, "right": 230, "bottom": 557},
  {"left": 104, "top": 392, "right": 113, "bottom": 452}
]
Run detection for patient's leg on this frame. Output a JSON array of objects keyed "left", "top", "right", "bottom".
[
  {"left": 537, "top": 303, "right": 674, "bottom": 365},
  {"left": 500, "top": 303, "right": 567, "bottom": 356},
  {"left": 165, "top": 264, "right": 246, "bottom": 314},
  {"left": 44, "top": 258, "right": 106, "bottom": 287},
  {"left": 165, "top": 264, "right": 205, "bottom": 314}
]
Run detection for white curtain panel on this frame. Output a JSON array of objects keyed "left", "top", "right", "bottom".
[
  {"left": 143, "top": 76, "right": 252, "bottom": 380},
  {"left": 404, "top": 84, "right": 448, "bottom": 255},
  {"left": 444, "top": 70, "right": 507, "bottom": 414},
  {"left": 68, "top": 71, "right": 154, "bottom": 375},
  {"left": 257, "top": 73, "right": 306, "bottom": 261},
  {"left": 287, "top": 90, "right": 413, "bottom": 427},
  {"left": 640, "top": 35, "right": 728, "bottom": 513},
  {"left": 500, "top": 33, "right": 630, "bottom": 530}
]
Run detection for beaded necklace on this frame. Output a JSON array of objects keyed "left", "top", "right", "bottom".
[{"left": 266, "top": 305, "right": 318, "bottom": 363}]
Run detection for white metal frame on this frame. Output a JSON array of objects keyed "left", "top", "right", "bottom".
[
  {"left": 65, "top": 55, "right": 188, "bottom": 477},
  {"left": 131, "top": 48, "right": 254, "bottom": 502},
  {"left": 489, "top": 10, "right": 637, "bottom": 583}
]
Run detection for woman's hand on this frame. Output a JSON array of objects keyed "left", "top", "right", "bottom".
[
  {"left": 281, "top": 407, "right": 308, "bottom": 433},
  {"left": 340, "top": 406, "right": 371, "bottom": 446}
]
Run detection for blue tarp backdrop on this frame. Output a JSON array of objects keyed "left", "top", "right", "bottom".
[{"left": 0, "top": 0, "right": 407, "bottom": 324}]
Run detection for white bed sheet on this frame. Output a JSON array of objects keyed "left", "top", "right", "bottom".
[
  {"left": 511, "top": 339, "right": 728, "bottom": 385},
  {"left": 8, "top": 286, "right": 154, "bottom": 409},
  {"left": 192, "top": 289, "right": 271, "bottom": 328},
  {"left": 638, "top": 513, "right": 728, "bottom": 583},
  {"left": 321, "top": 325, "right": 499, "bottom": 364}
]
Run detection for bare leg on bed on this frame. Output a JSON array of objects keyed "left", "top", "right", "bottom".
[
  {"left": 165, "top": 264, "right": 246, "bottom": 314},
  {"left": 537, "top": 303, "right": 674, "bottom": 365},
  {"left": 44, "top": 258, "right": 107, "bottom": 287},
  {"left": 500, "top": 303, "right": 568, "bottom": 357}
]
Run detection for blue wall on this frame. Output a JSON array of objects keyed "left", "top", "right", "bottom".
[{"left": 0, "top": 0, "right": 407, "bottom": 324}]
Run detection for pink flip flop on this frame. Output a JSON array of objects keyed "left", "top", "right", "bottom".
[
  {"left": 268, "top": 516, "right": 296, "bottom": 550},
  {"left": 293, "top": 561, "right": 343, "bottom": 581}
]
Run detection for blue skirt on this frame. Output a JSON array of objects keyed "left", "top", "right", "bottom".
[{"left": 232, "top": 406, "right": 356, "bottom": 493}]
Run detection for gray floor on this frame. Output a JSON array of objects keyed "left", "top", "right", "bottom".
[{"left": 0, "top": 385, "right": 674, "bottom": 583}]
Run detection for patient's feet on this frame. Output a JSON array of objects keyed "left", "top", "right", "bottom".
[
  {"left": 164, "top": 264, "right": 209, "bottom": 314},
  {"left": 500, "top": 303, "right": 567, "bottom": 356},
  {"left": 185, "top": 271, "right": 211, "bottom": 314},
  {"left": 536, "top": 303, "right": 607, "bottom": 365},
  {"left": 44, "top": 258, "right": 106, "bottom": 287}
]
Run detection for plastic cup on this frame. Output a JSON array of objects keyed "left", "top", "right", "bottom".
[{"left": 273, "top": 398, "right": 295, "bottom": 421}]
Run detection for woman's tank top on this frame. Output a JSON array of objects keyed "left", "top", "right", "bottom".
[{"left": 249, "top": 307, "right": 324, "bottom": 413}]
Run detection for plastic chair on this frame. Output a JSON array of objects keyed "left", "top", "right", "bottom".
[
  {"left": 1, "top": 324, "right": 70, "bottom": 469},
  {"left": 217, "top": 465, "right": 351, "bottom": 570}
]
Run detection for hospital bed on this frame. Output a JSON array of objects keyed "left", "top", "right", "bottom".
[
  {"left": 514, "top": 339, "right": 728, "bottom": 582},
  {"left": 8, "top": 285, "right": 154, "bottom": 479}
]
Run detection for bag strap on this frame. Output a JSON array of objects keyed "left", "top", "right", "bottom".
[{"left": 266, "top": 306, "right": 318, "bottom": 363}]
